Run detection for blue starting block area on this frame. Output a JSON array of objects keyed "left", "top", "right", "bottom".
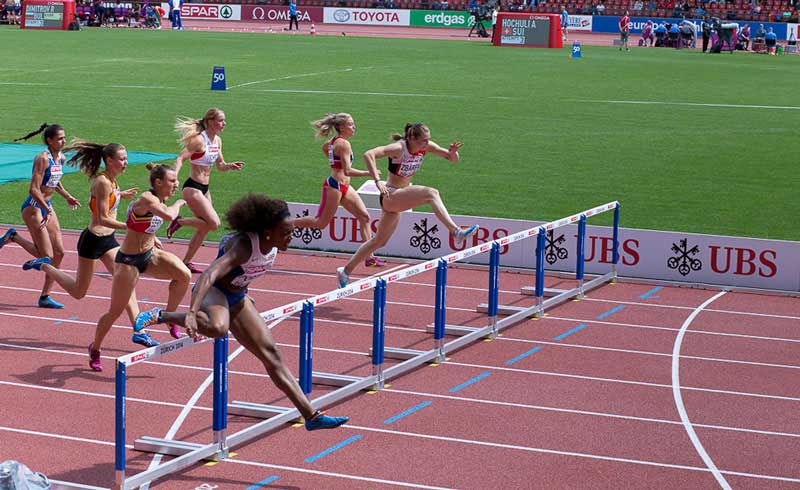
[{"left": 105, "top": 201, "right": 621, "bottom": 490}]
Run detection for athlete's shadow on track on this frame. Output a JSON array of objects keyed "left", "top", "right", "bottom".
[
  {"left": 49, "top": 462, "right": 116, "bottom": 489},
  {"left": 0, "top": 303, "right": 23, "bottom": 311}
]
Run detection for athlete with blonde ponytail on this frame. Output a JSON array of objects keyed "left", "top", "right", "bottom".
[
  {"left": 294, "top": 113, "right": 385, "bottom": 267},
  {"left": 167, "top": 108, "right": 244, "bottom": 273}
]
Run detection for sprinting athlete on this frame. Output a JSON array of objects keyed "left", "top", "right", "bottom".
[
  {"left": 336, "top": 123, "right": 479, "bottom": 287},
  {"left": 88, "top": 163, "right": 189, "bottom": 371},
  {"left": 294, "top": 112, "right": 385, "bottom": 267},
  {"left": 167, "top": 108, "right": 244, "bottom": 273},
  {"left": 136, "top": 193, "right": 349, "bottom": 431},
  {"left": 0, "top": 123, "right": 81, "bottom": 309}
]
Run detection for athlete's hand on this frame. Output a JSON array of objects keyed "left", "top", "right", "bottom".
[
  {"left": 39, "top": 211, "right": 52, "bottom": 229},
  {"left": 226, "top": 161, "right": 244, "bottom": 171},
  {"left": 376, "top": 181, "right": 388, "bottom": 197},
  {"left": 448, "top": 141, "right": 463, "bottom": 156},
  {"left": 121, "top": 187, "right": 139, "bottom": 199},
  {"left": 154, "top": 237, "right": 164, "bottom": 249},
  {"left": 66, "top": 196, "right": 81, "bottom": 210},
  {"left": 185, "top": 312, "right": 198, "bottom": 338}
]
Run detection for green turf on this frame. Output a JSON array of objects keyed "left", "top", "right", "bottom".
[{"left": 1, "top": 27, "right": 798, "bottom": 241}]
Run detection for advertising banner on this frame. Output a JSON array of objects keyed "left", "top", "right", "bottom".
[
  {"left": 160, "top": 3, "right": 241, "bottom": 21},
  {"left": 410, "top": 10, "right": 475, "bottom": 28},
  {"left": 242, "top": 5, "right": 323, "bottom": 23},
  {"left": 591, "top": 14, "right": 788, "bottom": 38},
  {"left": 788, "top": 23, "right": 798, "bottom": 41},
  {"left": 287, "top": 203, "right": 800, "bottom": 292},
  {"left": 566, "top": 14, "right": 592, "bottom": 32},
  {"left": 323, "top": 7, "right": 410, "bottom": 26}
]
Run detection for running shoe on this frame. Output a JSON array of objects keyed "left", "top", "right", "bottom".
[
  {"left": 22, "top": 256, "right": 51, "bottom": 271},
  {"left": 88, "top": 343, "right": 102, "bottom": 372},
  {"left": 0, "top": 228, "right": 16, "bottom": 249},
  {"left": 185, "top": 262, "right": 204, "bottom": 274},
  {"left": 134, "top": 307, "right": 162, "bottom": 332},
  {"left": 305, "top": 410, "right": 349, "bottom": 431},
  {"left": 38, "top": 295, "right": 64, "bottom": 309},
  {"left": 364, "top": 256, "right": 386, "bottom": 268},
  {"left": 453, "top": 225, "right": 480, "bottom": 248},
  {"left": 336, "top": 267, "right": 349, "bottom": 288},
  {"left": 166, "top": 217, "right": 183, "bottom": 239},
  {"left": 168, "top": 323, "right": 182, "bottom": 339},
  {"left": 132, "top": 332, "right": 160, "bottom": 347}
]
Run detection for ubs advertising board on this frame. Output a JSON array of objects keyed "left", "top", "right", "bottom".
[{"left": 493, "top": 13, "right": 562, "bottom": 48}]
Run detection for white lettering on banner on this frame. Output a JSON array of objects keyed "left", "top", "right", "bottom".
[
  {"left": 167, "top": 3, "right": 241, "bottom": 20},
  {"left": 323, "top": 7, "right": 410, "bottom": 25},
  {"left": 250, "top": 7, "right": 312, "bottom": 22},
  {"left": 287, "top": 202, "right": 800, "bottom": 291}
]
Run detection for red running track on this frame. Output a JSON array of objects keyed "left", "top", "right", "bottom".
[{"left": 0, "top": 228, "right": 798, "bottom": 490}]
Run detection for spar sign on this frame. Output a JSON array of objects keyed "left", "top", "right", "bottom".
[
  {"left": 323, "top": 7, "right": 410, "bottom": 26},
  {"left": 160, "top": 3, "right": 241, "bottom": 20}
]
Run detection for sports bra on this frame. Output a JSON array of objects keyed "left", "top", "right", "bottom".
[
  {"left": 189, "top": 131, "right": 220, "bottom": 167},
  {"left": 217, "top": 232, "right": 278, "bottom": 289},
  {"left": 388, "top": 139, "right": 426, "bottom": 178},
  {"left": 89, "top": 174, "right": 121, "bottom": 218},
  {"left": 325, "top": 136, "right": 352, "bottom": 170},
  {"left": 125, "top": 198, "right": 164, "bottom": 234}
]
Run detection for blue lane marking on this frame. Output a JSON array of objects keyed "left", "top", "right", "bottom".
[
  {"left": 305, "top": 435, "right": 362, "bottom": 463},
  {"left": 639, "top": 286, "right": 663, "bottom": 299},
  {"left": 449, "top": 371, "right": 492, "bottom": 393},
  {"left": 554, "top": 324, "right": 586, "bottom": 341},
  {"left": 384, "top": 401, "right": 432, "bottom": 424},
  {"left": 54, "top": 315, "right": 77, "bottom": 326},
  {"left": 596, "top": 305, "right": 625, "bottom": 319},
  {"left": 246, "top": 475, "right": 280, "bottom": 490},
  {"left": 505, "top": 346, "right": 542, "bottom": 365}
]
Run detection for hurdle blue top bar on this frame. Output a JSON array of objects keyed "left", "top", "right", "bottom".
[{"left": 258, "top": 201, "right": 620, "bottom": 323}]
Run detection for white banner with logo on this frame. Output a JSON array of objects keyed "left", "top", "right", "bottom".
[
  {"left": 287, "top": 202, "right": 800, "bottom": 292},
  {"left": 788, "top": 23, "right": 798, "bottom": 41},
  {"left": 323, "top": 7, "right": 410, "bottom": 26},
  {"left": 567, "top": 14, "right": 592, "bottom": 32},
  {"left": 160, "top": 3, "right": 241, "bottom": 21}
]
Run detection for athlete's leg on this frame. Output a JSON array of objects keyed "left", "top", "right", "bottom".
[{"left": 181, "top": 188, "right": 220, "bottom": 266}]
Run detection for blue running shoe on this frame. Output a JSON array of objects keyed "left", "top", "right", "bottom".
[
  {"left": 336, "top": 267, "right": 349, "bottom": 288},
  {"left": 134, "top": 307, "right": 162, "bottom": 332},
  {"left": 23, "top": 256, "right": 51, "bottom": 271},
  {"left": 132, "top": 332, "right": 160, "bottom": 347},
  {"left": 38, "top": 295, "right": 64, "bottom": 309},
  {"left": 305, "top": 410, "right": 349, "bottom": 431},
  {"left": 453, "top": 225, "right": 480, "bottom": 248},
  {"left": 0, "top": 228, "right": 16, "bottom": 249}
]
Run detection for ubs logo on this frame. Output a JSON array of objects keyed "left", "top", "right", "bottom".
[{"left": 333, "top": 9, "right": 350, "bottom": 22}]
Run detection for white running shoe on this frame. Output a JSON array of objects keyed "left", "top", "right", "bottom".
[
  {"left": 336, "top": 267, "right": 350, "bottom": 288},
  {"left": 454, "top": 225, "right": 480, "bottom": 248}
]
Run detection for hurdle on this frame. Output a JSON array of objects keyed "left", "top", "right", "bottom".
[{"left": 113, "top": 200, "right": 619, "bottom": 489}]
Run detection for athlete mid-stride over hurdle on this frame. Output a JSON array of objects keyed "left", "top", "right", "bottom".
[
  {"left": 336, "top": 122, "right": 479, "bottom": 288},
  {"left": 137, "top": 193, "right": 349, "bottom": 431}
]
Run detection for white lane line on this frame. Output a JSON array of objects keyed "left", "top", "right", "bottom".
[
  {"left": 227, "top": 458, "right": 457, "bottom": 490},
  {"left": 228, "top": 67, "right": 355, "bottom": 89},
  {"left": 0, "top": 425, "right": 117, "bottom": 447},
  {"left": 247, "top": 88, "right": 464, "bottom": 98},
  {"left": 139, "top": 318, "right": 283, "bottom": 489},
  {"left": 348, "top": 424, "right": 800, "bottom": 484},
  {"left": 579, "top": 99, "right": 800, "bottom": 110},
  {"left": 672, "top": 291, "right": 730, "bottom": 490}
]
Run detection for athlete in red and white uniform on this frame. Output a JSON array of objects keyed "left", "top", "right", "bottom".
[
  {"left": 336, "top": 123, "right": 479, "bottom": 287},
  {"left": 168, "top": 108, "right": 244, "bottom": 273},
  {"left": 87, "top": 163, "right": 189, "bottom": 372},
  {"left": 294, "top": 113, "right": 385, "bottom": 267}
]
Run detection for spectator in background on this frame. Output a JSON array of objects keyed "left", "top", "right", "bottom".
[
  {"left": 619, "top": 10, "right": 631, "bottom": 51},
  {"left": 169, "top": 0, "right": 182, "bottom": 30},
  {"left": 655, "top": 21, "right": 668, "bottom": 46},
  {"left": 738, "top": 23, "right": 751, "bottom": 50},
  {"left": 596, "top": 2, "right": 606, "bottom": 15},
  {"left": 754, "top": 23, "right": 766, "bottom": 41},
  {"left": 647, "top": 0, "right": 657, "bottom": 10},
  {"left": 288, "top": 0, "right": 299, "bottom": 31},
  {"left": 387, "top": 0, "right": 398, "bottom": 7},
  {"left": 633, "top": 0, "right": 644, "bottom": 11},
  {"left": 641, "top": 19, "right": 655, "bottom": 46},
  {"left": 765, "top": 26, "right": 777, "bottom": 53},
  {"left": 701, "top": 15, "right": 712, "bottom": 51},
  {"left": 441, "top": 0, "right": 449, "bottom": 9}
]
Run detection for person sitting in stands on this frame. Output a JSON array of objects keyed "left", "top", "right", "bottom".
[{"left": 738, "top": 23, "right": 751, "bottom": 50}]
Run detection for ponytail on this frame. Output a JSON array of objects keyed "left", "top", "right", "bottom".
[
  {"left": 311, "top": 112, "right": 352, "bottom": 139},
  {"left": 390, "top": 122, "right": 428, "bottom": 142},
  {"left": 14, "top": 123, "right": 63, "bottom": 144},
  {"left": 175, "top": 107, "right": 224, "bottom": 146},
  {"left": 65, "top": 139, "right": 125, "bottom": 178}
]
